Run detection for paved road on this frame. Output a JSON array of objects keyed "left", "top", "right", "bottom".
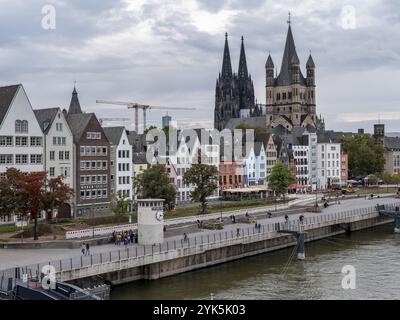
[{"left": 0, "top": 196, "right": 398, "bottom": 271}]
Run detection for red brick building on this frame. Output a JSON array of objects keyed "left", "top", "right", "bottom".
[{"left": 219, "top": 161, "right": 244, "bottom": 190}]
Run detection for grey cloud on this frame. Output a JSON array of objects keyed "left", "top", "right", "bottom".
[{"left": 0, "top": 0, "right": 399, "bottom": 132}]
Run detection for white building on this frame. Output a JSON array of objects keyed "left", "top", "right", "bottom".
[
  {"left": 173, "top": 129, "right": 220, "bottom": 204},
  {"left": 243, "top": 142, "right": 267, "bottom": 186},
  {"left": 103, "top": 127, "right": 133, "bottom": 204},
  {"left": 293, "top": 144, "right": 309, "bottom": 187},
  {"left": 34, "top": 108, "right": 74, "bottom": 188},
  {"left": 317, "top": 142, "right": 341, "bottom": 189},
  {"left": 0, "top": 84, "right": 44, "bottom": 177},
  {"left": 0, "top": 84, "right": 45, "bottom": 222}
]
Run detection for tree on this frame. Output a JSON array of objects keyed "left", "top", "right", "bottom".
[
  {"left": 41, "top": 176, "right": 74, "bottom": 220},
  {"left": 135, "top": 164, "right": 176, "bottom": 210},
  {"left": 268, "top": 161, "right": 296, "bottom": 199},
  {"left": 0, "top": 168, "right": 73, "bottom": 240},
  {"left": 338, "top": 135, "right": 385, "bottom": 177},
  {"left": 236, "top": 122, "right": 268, "bottom": 136},
  {"left": 0, "top": 168, "right": 23, "bottom": 218},
  {"left": 183, "top": 164, "right": 219, "bottom": 214},
  {"left": 111, "top": 191, "right": 132, "bottom": 217}
]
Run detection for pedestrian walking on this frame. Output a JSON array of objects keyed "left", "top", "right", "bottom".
[
  {"left": 236, "top": 224, "right": 240, "bottom": 237},
  {"left": 81, "top": 244, "right": 86, "bottom": 256},
  {"left": 85, "top": 243, "right": 90, "bottom": 256},
  {"left": 183, "top": 233, "right": 188, "bottom": 242}
]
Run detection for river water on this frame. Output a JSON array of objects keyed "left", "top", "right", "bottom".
[{"left": 111, "top": 224, "right": 400, "bottom": 300}]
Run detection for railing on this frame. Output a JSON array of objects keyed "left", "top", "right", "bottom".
[
  {"left": 65, "top": 197, "right": 314, "bottom": 240},
  {"left": 3, "top": 202, "right": 399, "bottom": 285}
]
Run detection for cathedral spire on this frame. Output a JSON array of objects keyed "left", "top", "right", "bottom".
[
  {"left": 221, "top": 32, "right": 233, "bottom": 78},
  {"left": 68, "top": 85, "right": 83, "bottom": 115},
  {"left": 238, "top": 36, "right": 248, "bottom": 79}
]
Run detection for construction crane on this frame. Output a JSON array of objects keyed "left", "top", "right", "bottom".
[
  {"left": 96, "top": 100, "right": 196, "bottom": 133},
  {"left": 99, "top": 118, "right": 130, "bottom": 126}
]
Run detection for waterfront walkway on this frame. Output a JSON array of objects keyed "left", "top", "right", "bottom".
[{"left": 0, "top": 196, "right": 396, "bottom": 272}]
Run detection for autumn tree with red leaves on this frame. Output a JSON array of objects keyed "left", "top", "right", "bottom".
[{"left": 0, "top": 168, "right": 74, "bottom": 240}]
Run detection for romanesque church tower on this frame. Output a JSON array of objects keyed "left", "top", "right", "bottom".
[{"left": 265, "top": 21, "right": 323, "bottom": 131}]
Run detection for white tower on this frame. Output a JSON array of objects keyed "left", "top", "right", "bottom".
[{"left": 137, "top": 199, "right": 165, "bottom": 245}]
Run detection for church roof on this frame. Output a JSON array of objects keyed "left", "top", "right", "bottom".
[
  {"left": 266, "top": 54, "right": 274, "bottom": 68},
  {"left": 68, "top": 87, "right": 83, "bottom": 115},
  {"left": 306, "top": 54, "right": 315, "bottom": 68},
  {"left": 276, "top": 25, "right": 306, "bottom": 86}
]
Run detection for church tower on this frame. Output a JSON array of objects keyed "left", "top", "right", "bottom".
[
  {"left": 265, "top": 15, "right": 321, "bottom": 131},
  {"left": 214, "top": 33, "right": 239, "bottom": 131},
  {"left": 238, "top": 36, "right": 256, "bottom": 119}
]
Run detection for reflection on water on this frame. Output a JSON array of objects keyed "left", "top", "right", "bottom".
[{"left": 111, "top": 225, "right": 400, "bottom": 300}]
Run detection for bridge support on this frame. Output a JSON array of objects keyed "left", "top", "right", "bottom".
[
  {"left": 378, "top": 205, "right": 400, "bottom": 234},
  {"left": 395, "top": 215, "right": 400, "bottom": 234},
  {"left": 296, "top": 232, "right": 305, "bottom": 260}
]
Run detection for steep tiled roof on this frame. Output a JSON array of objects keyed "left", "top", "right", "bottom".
[
  {"left": 384, "top": 137, "right": 400, "bottom": 150},
  {"left": 66, "top": 113, "right": 93, "bottom": 143},
  {"left": 275, "top": 25, "right": 306, "bottom": 86},
  {"left": 34, "top": 107, "right": 59, "bottom": 133},
  {"left": 103, "top": 126, "right": 125, "bottom": 145},
  {"left": 0, "top": 84, "right": 20, "bottom": 125}
]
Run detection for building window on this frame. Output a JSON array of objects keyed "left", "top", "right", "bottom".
[
  {"left": 65, "top": 151, "right": 70, "bottom": 160},
  {"left": 49, "top": 167, "right": 55, "bottom": 177},
  {"left": 15, "top": 120, "right": 28, "bottom": 133},
  {"left": 59, "top": 151, "right": 64, "bottom": 161},
  {"left": 87, "top": 132, "right": 101, "bottom": 140},
  {"left": 30, "top": 154, "right": 43, "bottom": 164},
  {"left": 15, "top": 154, "right": 28, "bottom": 165},
  {"left": 56, "top": 123, "right": 63, "bottom": 131},
  {"left": 0, "top": 136, "right": 13, "bottom": 147},
  {"left": 0, "top": 155, "right": 13, "bottom": 164},
  {"left": 15, "top": 136, "right": 28, "bottom": 147},
  {"left": 30, "top": 137, "right": 43, "bottom": 147}
]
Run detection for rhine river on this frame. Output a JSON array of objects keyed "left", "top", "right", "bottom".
[{"left": 111, "top": 224, "right": 400, "bottom": 300}]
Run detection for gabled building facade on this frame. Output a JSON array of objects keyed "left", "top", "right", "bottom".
[
  {"left": 34, "top": 108, "right": 74, "bottom": 188},
  {"left": 0, "top": 84, "right": 44, "bottom": 177},
  {"left": 103, "top": 127, "right": 133, "bottom": 203},
  {"left": 66, "top": 87, "right": 111, "bottom": 217}
]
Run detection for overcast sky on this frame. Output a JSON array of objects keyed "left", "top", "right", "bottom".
[{"left": 1, "top": 0, "right": 400, "bottom": 133}]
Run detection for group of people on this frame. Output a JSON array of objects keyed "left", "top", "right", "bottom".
[{"left": 112, "top": 230, "right": 137, "bottom": 246}]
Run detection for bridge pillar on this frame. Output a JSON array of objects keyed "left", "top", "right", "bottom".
[
  {"left": 296, "top": 232, "right": 305, "bottom": 260},
  {"left": 395, "top": 215, "right": 400, "bottom": 234}
]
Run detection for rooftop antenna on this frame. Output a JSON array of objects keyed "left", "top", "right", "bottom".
[{"left": 287, "top": 12, "right": 291, "bottom": 25}]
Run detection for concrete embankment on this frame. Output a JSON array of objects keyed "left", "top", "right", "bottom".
[{"left": 65, "top": 211, "right": 394, "bottom": 289}]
